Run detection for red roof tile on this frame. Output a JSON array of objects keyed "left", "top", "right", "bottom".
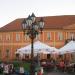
[{"left": 0, "top": 15, "right": 75, "bottom": 31}]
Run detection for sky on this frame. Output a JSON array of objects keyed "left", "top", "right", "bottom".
[{"left": 0, "top": 0, "right": 75, "bottom": 27}]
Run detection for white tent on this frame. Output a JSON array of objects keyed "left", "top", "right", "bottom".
[
  {"left": 16, "top": 41, "right": 58, "bottom": 54},
  {"left": 59, "top": 41, "right": 75, "bottom": 54},
  {"left": 49, "top": 47, "right": 59, "bottom": 60},
  {"left": 51, "top": 47, "right": 59, "bottom": 54}
]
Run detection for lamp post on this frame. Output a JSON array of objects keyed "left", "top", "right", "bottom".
[{"left": 21, "top": 13, "right": 44, "bottom": 75}]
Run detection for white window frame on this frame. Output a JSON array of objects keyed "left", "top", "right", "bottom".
[
  {"left": 24, "top": 34, "right": 29, "bottom": 40},
  {"left": 36, "top": 34, "right": 40, "bottom": 40},
  {"left": 6, "top": 49, "right": 10, "bottom": 58},
  {"left": 6, "top": 34, "right": 10, "bottom": 41},
  {"left": 58, "top": 32, "right": 63, "bottom": 40},
  {"left": 47, "top": 32, "right": 51, "bottom": 40},
  {"left": 68, "top": 32, "right": 75, "bottom": 40},
  {"left": 16, "top": 33, "right": 20, "bottom": 41}
]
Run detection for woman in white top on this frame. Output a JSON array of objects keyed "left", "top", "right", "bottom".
[
  {"left": 19, "top": 66, "right": 24, "bottom": 75},
  {"left": 40, "top": 67, "right": 44, "bottom": 75},
  {"left": 3, "top": 64, "right": 9, "bottom": 75}
]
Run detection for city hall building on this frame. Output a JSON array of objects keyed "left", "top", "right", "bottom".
[{"left": 0, "top": 15, "right": 75, "bottom": 61}]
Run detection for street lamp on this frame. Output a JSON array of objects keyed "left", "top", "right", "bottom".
[{"left": 21, "top": 13, "right": 44, "bottom": 75}]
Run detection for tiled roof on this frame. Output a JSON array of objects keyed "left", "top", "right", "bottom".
[{"left": 0, "top": 15, "right": 75, "bottom": 31}]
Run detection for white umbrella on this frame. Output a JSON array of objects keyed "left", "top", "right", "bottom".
[
  {"left": 50, "top": 47, "right": 59, "bottom": 54},
  {"left": 16, "top": 41, "right": 55, "bottom": 54},
  {"left": 59, "top": 41, "right": 75, "bottom": 54},
  {"left": 15, "top": 50, "right": 24, "bottom": 57},
  {"left": 19, "top": 41, "right": 52, "bottom": 50},
  {"left": 38, "top": 49, "right": 51, "bottom": 54},
  {"left": 50, "top": 47, "right": 59, "bottom": 60}
]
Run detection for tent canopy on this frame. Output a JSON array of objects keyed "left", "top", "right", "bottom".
[
  {"left": 16, "top": 41, "right": 58, "bottom": 54},
  {"left": 59, "top": 41, "right": 75, "bottom": 54}
]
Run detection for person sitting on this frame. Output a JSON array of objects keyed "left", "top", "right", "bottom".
[{"left": 59, "top": 60, "right": 65, "bottom": 72}]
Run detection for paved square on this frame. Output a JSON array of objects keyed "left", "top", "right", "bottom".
[{"left": 47, "top": 71, "right": 73, "bottom": 75}]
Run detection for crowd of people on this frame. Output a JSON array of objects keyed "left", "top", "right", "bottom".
[
  {"left": 0, "top": 62, "right": 26, "bottom": 75},
  {"left": 0, "top": 59, "right": 75, "bottom": 75},
  {"left": 0, "top": 62, "right": 14, "bottom": 75},
  {"left": 0, "top": 62, "right": 44, "bottom": 75},
  {"left": 41, "top": 58, "right": 75, "bottom": 73},
  {"left": 57, "top": 59, "right": 75, "bottom": 72}
]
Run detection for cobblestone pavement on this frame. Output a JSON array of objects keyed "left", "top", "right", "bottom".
[
  {"left": 47, "top": 71, "right": 74, "bottom": 75},
  {"left": 0, "top": 72, "right": 74, "bottom": 75}
]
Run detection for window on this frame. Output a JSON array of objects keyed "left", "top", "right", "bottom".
[
  {"left": 16, "top": 33, "right": 20, "bottom": 41},
  {"left": 6, "top": 34, "right": 10, "bottom": 41},
  {"left": 24, "top": 34, "right": 29, "bottom": 40},
  {"left": 36, "top": 34, "right": 40, "bottom": 40},
  {"left": 68, "top": 32, "right": 75, "bottom": 40},
  {"left": 57, "top": 32, "right": 63, "bottom": 40},
  {"left": 47, "top": 32, "right": 51, "bottom": 40},
  {"left": 68, "top": 33, "right": 71, "bottom": 39},
  {"left": 0, "top": 35, "right": 2, "bottom": 41},
  {"left": 6, "top": 49, "right": 10, "bottom": 58}
]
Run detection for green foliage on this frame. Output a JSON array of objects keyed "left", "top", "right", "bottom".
[
  {"left": 13, "top": 61, "right": 20, "bottom": 69},
  {"left": 13, "top": 61, "right": 30, "bottom": 71},
  {"left": 23, "top": 62, "right": 30, "bottom": 71}
]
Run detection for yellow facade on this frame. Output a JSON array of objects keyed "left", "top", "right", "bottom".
[
  {"left": 0, "top": 15, "right": 75, "bottom": 61},
  {"left": 0, "top": 29, "right": 75, "bottom": 61}
]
